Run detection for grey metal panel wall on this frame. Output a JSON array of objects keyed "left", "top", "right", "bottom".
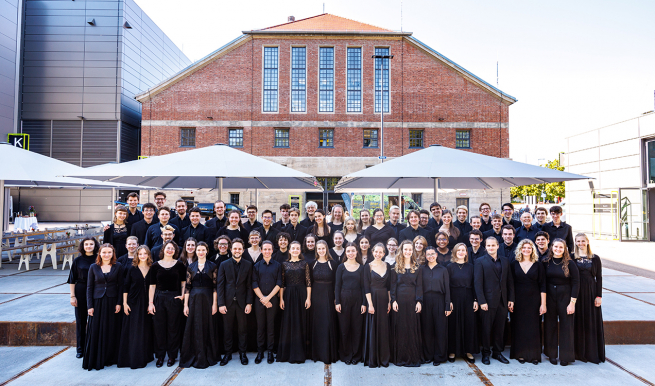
[
  {"left": 82, "top": 120, "right": 117, "bottom": 166},
  {"left": 12, "top": 187, "right": 112, "bottom": 221},
  {"left": 120, "top": 120, "right": 138, "bottom": 162},
  {"left": 51, "top": 120, "right": 81, "bottom": 165},
  {"left": 0, "top": 0, "right": 20, "bottom": 137},
  {"left": 21, "top": 119, "right": 49, "bottom": 155}
]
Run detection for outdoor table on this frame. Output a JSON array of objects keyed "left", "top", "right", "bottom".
[{"left": 13, "top": 216, "right": 39, "bottom": 232}]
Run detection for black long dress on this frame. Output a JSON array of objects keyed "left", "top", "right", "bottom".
[
  {"left": 543, "top": 257, "right": 580, "bottom": 363},
  {"left": 117, "top": 266, "right": 154, "bottom": 369},
  {"left": 510, "top": 260, "right": 546, "bottom": 362},
  {"left": 277, "top": 260, "right": 312, "bottom": 363},
  {"left": 83, "top": 264, "right": 124, "bottom": 370},
  {"left": 363, "top": 262, "right": 391, "bottom": 367},
  {"left": 180, "top": 260, "right": 220, "bottom": 368},
  {"left": 67, "top": 253, "right": 96, "bottom": 356},
  {"left": 574, "top": 255, "right": 605, "bottom": 364},
  {"left": 420, "top": 263, "right": 450, "bottom": 364},
  {"left": 390, "top": 266, "right": 423, "bottom": 367},
  {"left": 335, "top": 263, "right": 366, "bottom": 364},
  {"left": 447, "top": 262, "right": 478, "bottom": 358},
  {"left": 309, "top": 260, "right": 339, "bottom": 364}
]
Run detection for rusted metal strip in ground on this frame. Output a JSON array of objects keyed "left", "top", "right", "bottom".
[
  {"left": 0, "top": 346, "right": 69, "bottom": 386},
  {"left": 607, "top": 357, "right": 655, "bottom": 386},
  {"left": 161, "top": 367, "right": 184, "bottom": 386},
  {"left": 324, "top": 364, "right": 332, "bottom": 386},
  {"left": 603, "top": 287, "right": 655, "bottom": 307},
  {"left": 466, "top": 361, "right": 494, "bottom": 386}
]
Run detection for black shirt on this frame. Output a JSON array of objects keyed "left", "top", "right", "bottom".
[
  {"left": 283, "top": 223, "right": 308, "bottom": 243},
  {"left": 130, "top": 218, "right": 156, "bottom": 245},
  {"left": 243, "top": 220, "right": 263, "bottom": 233},
  {"left": 252, "top": 258, "right": 283, "bottom": 296},
  {"left": 398, "top": 226, "right": 431, "bottom": 245},
  {"left": 543, "top": 257, "right": 580, "bottom": 298},
  {"left": 299, "top": 216, "right": 315, "bottom": 229},
  {"left": 420, "top": 264, "right": 451, "bottom": 306},
  {"left": 117, "top": 254, "right": 135, "bottom": 272},
  {"left": 255, "top": 226, "right": 280, "bottom": 248},
  {"left": 386, "top": 220, "right": 404, "bottom": 239},
  {"left": 205, "top": 215, "right": 227, "bottom": 238},
  {"left": 483, "top": 228, "right": 502, "bottom": 244},
  {"left": 149, "top": 260, "right": 187, "bottom": 292},
  {"left": 328, "top": 222, "right": 344, "bottom": 233},
  {"left": 502, "top": 217, "right": 522, "bottom": 230},
  {"left": 273, "top": 219, "right": 291, "bottom": 231},
  {"left": 274, "top": 250, "right": 290, "bottom": 264},
  {"left": 335, "top": 264, "right": 366, "bottom": 306},
  {"left": 145, "top": 222, "right": 180, "bottom": 249},
  {"left": 516, "top": 224, "right": 539, "bottom": 243},
  {"left": 428, "top": 217, "right": 443, "bottom": 231},
  {"left": 363, "top": 224, "right": 396, "bottom": 249},
  {"left": 499, "top": 242, "right": 517, "bottom": 261},
  {"left": 216, "top": 226, "right": 249, "bottom": 242},
  {"left": 453, "top": 220, "right": 473, "bottom": 239},
  {"left": 67, "top": 254, "right": 96, "bottom": 285},
  {"left": 126, "top": 209, "right": 143, "bottom": 234},
  {"left": 181, "top": 223, "right": 211, "bottom": 245},
  {"left": 170, "top": 214, "right": 191, "bottom": 231},
  {"left": 467, "top": 246, "right": 487, "bottom": 263},
  {"left": 479, "top": 217, "right": 493, "bottom": 233},
  {"left": 491, "top": 255, "right": 502, "bottom": 277},
  {"left": 544, "top": 221, "right": 574, "bottom": 253}
]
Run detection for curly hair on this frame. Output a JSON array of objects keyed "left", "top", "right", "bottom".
[
  {"left": 514, "top": 239, "right": 539, "bottom": 263},
  {"left": 395, "top": 240, "right": 419, "bottom": 274}
]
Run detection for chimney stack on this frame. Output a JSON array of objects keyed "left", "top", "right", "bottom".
[{"left": 288, "top": 16, "right": 295, "bottom": 22}]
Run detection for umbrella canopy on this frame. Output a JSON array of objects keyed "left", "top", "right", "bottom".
[
  {"left": 66, "top": 144, "right": 322, "bottom": 194},
  {"left": 335, "top": 145, "right": 590, "bottom": 197}
]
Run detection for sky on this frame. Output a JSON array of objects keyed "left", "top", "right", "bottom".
[{"left": 134, "top": 0, "right": 655, "bottom": 166}]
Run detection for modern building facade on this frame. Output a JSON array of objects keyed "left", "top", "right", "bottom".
[
  {"left": 3, "top": 0, "right": 191, "bottom": 221},
  {"left": 0, "top": 0, "right": 21, "bottom": 138},
  {"left": 136, "top": 14, "right": 517, "bottom": 215},
  {"left": 564, "top": 111, "right": 655, "bottom": 241}
]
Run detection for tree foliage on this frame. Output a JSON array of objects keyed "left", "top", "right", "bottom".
[{"left": 510, "top": 158, "right": 566, "bottom": 202}]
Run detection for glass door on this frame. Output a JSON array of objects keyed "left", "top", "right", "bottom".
[{"left": 618, "top": 188, "right": 649, "bottom": 241}]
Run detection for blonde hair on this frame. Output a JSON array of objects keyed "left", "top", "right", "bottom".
[
  {"left": 514, "top": 239, "right": 539, "bottom": 263},
  {"left": 574, "top": 233, "right": 594, "bottom": 258},
  {"left": 450, "top": 242, "right": 469, "bottom": 263},
  {"left": 395, "top": 240, "right": 419, "bottom": 274},
  {"left": 343, "top": 217, "right": 358, "bottom": 236},
  {"left": 412, "top": 235, "right": 428, "bottom": 264}
]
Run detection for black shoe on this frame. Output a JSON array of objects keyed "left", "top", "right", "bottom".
[
  {"left": 482, "top": 356, "right": 490, "bottom": 365},
  {"left": 255, "top": 352, "right": 264, "bottom": 364},
  {"left": 76, "top": 352, "right": 83, "bottom": 359},
  {"left": 220, "top": 353, "right": 232, "bottom": 366},
  {"left": 492, "top": 353, "right": 509, "bottom": 364},
  {"left": 518, "top": 358, "right": 525, "bottom": 364},
  {"left": 465, "top": 356, "right": 475, "bottom": 364},
  {"left": 267, "top": 352, "right": 275, "bottom": 364},
  {"left": 240, "top": 352, "right": 249, "bottom": 365},
  {"left": 345, "top": 360, "right": 351, "bottom": 365},
  {"left": 549, "top": 357, "right": 557, "bottom": 365},
  {"left": 156, "top": 357, "right": 165, "bottom": 368},
  {"left": 532, "top": 360, "right": 539, "bottom": 365},
  {"left": 560, "top": 361, "right": 569, "bottom": 366},
  {"left": 167, "top": 358, "right": 175, "bottom": 367},
  {"left": 448, "top": 356, "right": 456, "bottom": 363},
  {"left": 433, "top": 361, "right": 440, "bottom": 366}
]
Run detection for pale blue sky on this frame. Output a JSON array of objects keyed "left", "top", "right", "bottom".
[{"left": 135, "top": 0, "right": 655, "bottom": 165}]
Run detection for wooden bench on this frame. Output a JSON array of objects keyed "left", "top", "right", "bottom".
[{"left": 15, "top": 242, "right": 78, "bottom": 271}]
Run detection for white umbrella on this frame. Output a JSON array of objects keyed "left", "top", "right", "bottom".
[
  {"left": 66, "top": 144, "right": 322, "bottom": 197},
  {"left": 335, "top": 145, "right": 590, "bottom": 199}
]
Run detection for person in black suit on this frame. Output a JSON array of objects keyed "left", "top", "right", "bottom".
[
  {"left": 285, "top": 208, "right": 308, "bottom": 242},
  {"left": 386, "top": 205, "right": 404, "bottom": 239},
  {"left": 516, "top": 212, "right": 539, "bottom": 243},
  {"left": 501, "top": 203, "right": 522, "bottom": 230},
  {"left": 273, "top": 203, "right": 292, "bottom": 231},
  {"left": 125, "top": 192, "right": 143, "bottom": 234},
  {"left": 181, "top": 207, "right": 210, "bottom": 245},
  {"left": 252, "top": 241, "right": 283, "bottom": 364},
  {"left": 130, "top": 203, "right": 158, "bottom": 245},
  {"left": 256, "top": 210, "right": 280, "bottom": 248},
  {"left": 478, "top": 203, "right": 493, "bottom": 233},
  {"left": 300, "top": 201, "right": 318, "bottom": 229},
  {"left": 427, "top": 202, "right": 443, "bottom": 230},
  {"left": 170, "top": 199, "right": 191, "bottom": 230},
  {"left": 498, "top": 225, "right": 517, "bottom": 260},
  {"left": 474, "top": 236, "right": 515, "bottom": 365},
  {"left": 217, "top": 238, "right": 253, "bottom": 366},
  {"left": 467, "top": 230, "right": 486, "bottom": 263},
  {"left": 482, "top": 214, "right": 503, "bottom": 245},
  {"left": 205, "top": 200, "right": 228, "bottom": 255},
  {"left": 399, "top": 210, "right": 431, "bottom": 245},
  {"left": 454, "top": 205, "right": 473, "bottom": 242},
  {"left": 244, "top": 205, "right": 263, "bottom": 233},
  {"left": 544, "top": 205, "right": 574, "bottom": 253}
]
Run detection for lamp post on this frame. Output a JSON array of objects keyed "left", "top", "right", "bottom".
[{"left": 372, "top": 53, "right": 393, "bottom": 210}]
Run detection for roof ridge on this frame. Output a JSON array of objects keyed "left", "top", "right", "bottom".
[
  {"left": 258, "top": 13, "right": 327, "bottom": 31},
  {"left": 255, "top": 13, "right": 394, "bottom": 32}
]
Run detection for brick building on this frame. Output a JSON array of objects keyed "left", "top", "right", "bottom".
[{"left": 136, "top": 14, "right": 517, "bottom": 216}]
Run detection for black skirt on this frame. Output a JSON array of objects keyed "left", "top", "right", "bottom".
[
  {"left": 277, "top": 284, "right": 309, "bottom": 363},
  {"left": 310, "top": 282, "right": 339, "bottom": 364},
  {"left": 180, "top": 287, "right": 220, "bottom": 368},
  {"left": 392, "top": 288, "right": 422, "bottom": 367},
  {"left": 117, "top": 292, "right": 153, "bottom": 368},
  {"left": 447, "top": 287, "right": 479, "bottom": 357},
  {"left": 575, "top": 271, "right": 605, "bottom": 363},
  {"left": 83, "top": 296, "right": 121, "bottom": 370}
]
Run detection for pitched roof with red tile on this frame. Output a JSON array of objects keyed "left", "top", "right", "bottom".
[{"left": 247, "top": 13, "right": 403, "bottom": 34}]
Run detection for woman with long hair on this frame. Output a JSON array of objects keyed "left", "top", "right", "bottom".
[
  {"left": 364, "top": 208, "right": 395, "bottom": 249},
  {"left": 180, "top": 238, "right": 197, "bottom": 267},
  {"left": 391, "top": 240, "right": 423, "bottom": 367},
  {"left": 573, "top": 233, "right": 605, "bottom": 364},
  {"left": 83, "top": 244, "right": 124, "bottom": 370},
  {"left": 118, "top": 245, "right": 154, "bottom": 369},
  {"left": 447, "top": 243, "right": 478, "bottom": 364},
  {"left": 363, "top": 243, "right": 392, "bottom": 367},
  {"left": 343, "top": 217, "right": 361, "bottom": 244},
  {"left": 359, "top": 236, "right": 373, "bottom": 265},
  {"left": 216, "top": 210, "right": 249, "bottom": 241},
  {"left": 104, "top": 205, "right": 129, "bottom": 258},
  {"left": 510, "top": 239, "right": 546, "bottom": 365},
  {"left": 68, "top": 236, "right": 100, "bottom": 358},
  {"left": 543, "top": 238, "right": 579, "bottom": 366},
  {"left": 277, "top": 241, "right": 312, "bottom": 363},
  {"left": 357, "top": 210, "right": 372, "bottom": 233},
  {"left": 312, "top": 209, "right": 333, "bottom": 248},
  {"left": 180, "top": 241, "right": 220, "bottom": 368},
  {"left": 329, "top": 231, "right": 346, "bottom": 262},
  {"left": 413, "top": 236, "right": 428, "bottom": 265},
  {"left": 336, "top": 242, "right": 366, "bottom": 365},
  {"left": 309, "top": 240, "right": 339, "bottom": 364},
  {"left": 420, "top": 246, "right": 450, "bottom": 366},
  {"left": 301, "top": 233, "right": 316, "bottom": 261},
  {"left": 439, "top": 210, "right": 460, "bottom": 250}
]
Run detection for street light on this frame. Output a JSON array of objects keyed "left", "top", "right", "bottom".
[{"left": 372, "top": 54, "right": 394, "bottom": 210}]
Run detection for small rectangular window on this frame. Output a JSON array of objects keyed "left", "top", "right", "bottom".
[
  {"left": 375, "top": 47, "right": 390, "bottom": 113},
  {"left": 229, "top": 128, "right": 243, "bottom": 147},
  {"left": 363, "top": 129, "right": 378, "bottom": 148},
  {"left": 456, "top": 130, "right": 471, "bottom": 148},
  {"left": 291, "top": 47, "right": 306, "bottom": 112},
  {"left": 180, "top": 127, "right": 195, "bottom": 147},
  {"left": 319, "top": 47, "right": 334, "bottom": 112},
  {"left": 263, "top": 47, "right": 278, "bottom": 112},
  {"left": 319, "top": 129, "right": 334, "bottom": 148},
  {"left": 275, "top": 128, "right": 290, "bottom": 148},
  {"left": 230, "top": 193, "right": 240, "bottom": 205},
  {"left": 347, "top": 47, "right": 362, "bottom": 112},
  {"left": 409, "top": 130, "right": 423, "bottom": 148}
]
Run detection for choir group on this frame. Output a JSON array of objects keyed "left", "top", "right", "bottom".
[{"left": 68, "top": 192, "right": 605, "bottom": 371}]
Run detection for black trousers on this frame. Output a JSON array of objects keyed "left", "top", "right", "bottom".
[
  {"left": 544, "top": 283, "right": 575, "bottom": 363},
  {"left": 152, "top": 290, "right": 184, "bottom": 360},
  {"left": 421, "top": 292, "right": 448, "bottom": 363},
  {"left": 223, "top": 302, "right": 248, "bottom": 354},
  {"left": 480, "top": 303, "right": 508, "bottom": 356},
  {"left": 254, "top": 296, "right": 279, "bottom": 352},
  {"left": 74, "top": 283, "right": 88, "bottom": 354},
  {"left": 337, "top": 289, "right": 364, "bottom": 363}
]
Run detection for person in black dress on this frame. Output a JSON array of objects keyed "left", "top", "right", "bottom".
[
  {"left": 364, "top": 243, "right": 391, "bottom": 367},
  {"left": 181, "top": 242, "right": 220, "bottom": 368},
  {"left": 301, "top": 233, "right": 316, "bottom": 261},
  {"left": 420, "top": 247, "right": 451, "bottom": 366},
  {"left": 277, "top": 241, "right": 312, "bottom": 363},
  {"left": 474, "top": 236, "right": 514, "bottom": 366},
  {"left": 179, "top": 238, "right": 197, "bottom": 267},
  {"left": 510, "top": 239, "right": 546, "bottom": 365},
  {"left": 252, "top": 241, "right": 282, "bottom": 364},
  {"left": 330, "top": 231, "right": 346, "bottom": 262},
  {"left": 357, "top": 209, "right": 372, "bottom": 234},
  {"left": 447, "top": 243, "right": 478, "bottom": 364},
  {"left": 117, "top": 236, "right": 139, "bottom": 271},
  {"left": 542, "top": 238, "right": 579, "bottom": 366},
  {"left": 148, "top": 240, "right": 187, "bottom": 368},
  {"left": 364, "top": 208, "right": 396, "bottom": 250},
  {"left": 391, "top": 240, "right": 423, "bottom": 367},
  {"left": 118, "top": 245, "right": 154, "bottom": 369},
  {"left": 68, "top": 237, "right": 100, "bottom": 358},
  {"left": 413, "top": 236, "right": 428, "bottom": 265},
  {"left": 242, "top": 230, "right": 263, "bottom": 265},
  {"left": 439, "top": 210, "right": 460, "bottom": 250},
  {"left": 343, "top": 217, "right": 361, "bottom": 244},
  {"left": 359, "top": 236, "right": 373, "bottom": 265},
  {"left": 328, "top": 204, "right": 345, "bottom": 232},
  {"left": 573, "top": 233, "right": 605, "bottom": 364},
  {"left": 217, "top": 238, "right": 253, "bottom": 366},
  {"left": 216, "top": 210, "right": 250, "bottom": 242},
  {"left": 384, "top": 238, "right": 399, "bottom": 265},
  {"left": 335, "top": 243, "right": 366, "bottom": 365},
  {"left": 312, "top": 209, "right": 333, "bottom": 248},
  {"left": 83, "top": 244, "right": 124, "bottom": 370},
  {"left": 104, "top": 205, "right": 129, "bottom": 258},
  {"left": 435, "top": 232, "right": 451, "bottom": 266},
  {"left": 309, "top": 240, "right": 339, "bottom": 364}
]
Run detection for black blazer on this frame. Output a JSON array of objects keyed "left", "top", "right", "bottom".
[
  {"left": 86, "top": 263, "right": 124, "bottom": 309},
  {"left": 181, "top": 223, "right": 211, "bottom": 245},
  {"left": 217, "top": 258, "right": 253, "bottom": 309},
  {"left": 473, "top": 254, "right": 515, "bottom": 309}
]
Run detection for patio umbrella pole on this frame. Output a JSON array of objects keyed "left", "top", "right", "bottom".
[
  {"left": 433, "top": 177, "right": 439, "bottom": 202},
  {"left": 218, "top": 177, "right": 223, "bottom": 202}
]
